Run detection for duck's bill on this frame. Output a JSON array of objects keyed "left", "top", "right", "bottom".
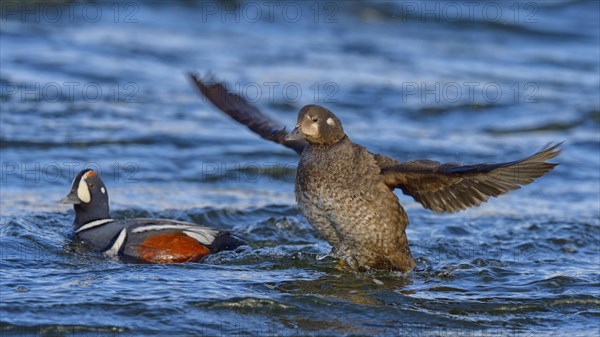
[
  {"left": 60, "top": 192, "right": 82, "bottom": 204},
  {"left": 285, "top": 126, "right": 305, "bottom": 141}
]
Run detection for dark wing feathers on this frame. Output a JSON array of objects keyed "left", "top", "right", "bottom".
[
  {"left": 378, "top": 143, "right": 561, "bottom": 213},
  {"left": 188, "top": 73, "right": 307, "bottom": 154},
  {"left": 188, "top": 73, "right": 560, "bottom": 214}
]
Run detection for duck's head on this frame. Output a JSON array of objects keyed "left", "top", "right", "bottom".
[
  {"left": 285, "top": 105, "right": 345, "bottom": 145},
  {"left": 61, "top": 169, "right": 110, "bottom": 227}
]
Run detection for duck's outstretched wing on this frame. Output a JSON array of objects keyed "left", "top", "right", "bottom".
[
  {"left": 188, "top": 73, "right": 307, "bottom": 155},
  {"left": 375, "top": 143, "right": 561, "bottom": 213}
]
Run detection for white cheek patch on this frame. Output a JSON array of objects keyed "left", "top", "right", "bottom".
[
  {"left": 77, "top": 177, "right": 91, "bottom": 203},
  {"left": 305, "top": 123, "right": 319, "bottom": 136},
  {"left": 101, "top": 187, "right": 106, "bottom": 194},
  {"left": 327, "top": 117, "right": 335, "bottom": 126}
]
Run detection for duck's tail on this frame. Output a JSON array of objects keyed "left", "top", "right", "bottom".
[{"left": 208, "top": 231, "right": 246, "bottom": 253}]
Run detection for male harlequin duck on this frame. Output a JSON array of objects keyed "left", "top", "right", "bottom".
[
  {"left": 61, "top": 169, "right": 242, "bottom": 263},
  {"left": 189, "top": 75, "right": 560, "bottom": 272}
]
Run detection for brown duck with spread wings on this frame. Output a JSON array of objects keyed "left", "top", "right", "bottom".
[{"left": 189, "top": 74, "right": 560, "bottom": 272}]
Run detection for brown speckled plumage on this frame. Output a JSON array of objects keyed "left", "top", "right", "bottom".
[
  {"left": 295, "top": 135, "right": 415, "bottom": 271},
  {"left": 190, "top": 75, "right": 561, "bottom": 272}
]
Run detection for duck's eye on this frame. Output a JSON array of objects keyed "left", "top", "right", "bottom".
[
  {"left": 311, "top": 117, "right": 318, "bottom": 123},
  {"left": 89, "top": 183, "right": 95, "bottom": 189}
]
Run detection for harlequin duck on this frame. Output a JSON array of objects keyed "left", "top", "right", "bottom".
[
  {"left": 61, "top": 169, "right": 243, "bottom": 263},
  {"left": 189, "top": 75, "right": 560, "bottom": 272}
]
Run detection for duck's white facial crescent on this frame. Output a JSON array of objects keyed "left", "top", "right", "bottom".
[{"left": 76, "top": 172, "right": 93, "bottom": 203}]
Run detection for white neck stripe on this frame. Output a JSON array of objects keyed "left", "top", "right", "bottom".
[{"left": 76, "top": 219, "right": 114, "bottom": 233}]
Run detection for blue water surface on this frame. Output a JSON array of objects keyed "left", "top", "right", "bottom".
[{"left": 1, "top": 1, "right": 599, "bottom": 336}]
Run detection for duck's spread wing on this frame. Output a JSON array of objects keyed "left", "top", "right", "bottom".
[
  {"left": 188, "top": 73, "right": 307, "bottom": 155},
  {"left": 375, "top": 143, "right": 561, "bottom": 213}
]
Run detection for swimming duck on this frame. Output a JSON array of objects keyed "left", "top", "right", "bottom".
[
  {"left": 189, "top": 74, "right": 560, "bottom": 272},
  {"left": 61, "top": 169, "right": 242, "bottom": 263}
]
